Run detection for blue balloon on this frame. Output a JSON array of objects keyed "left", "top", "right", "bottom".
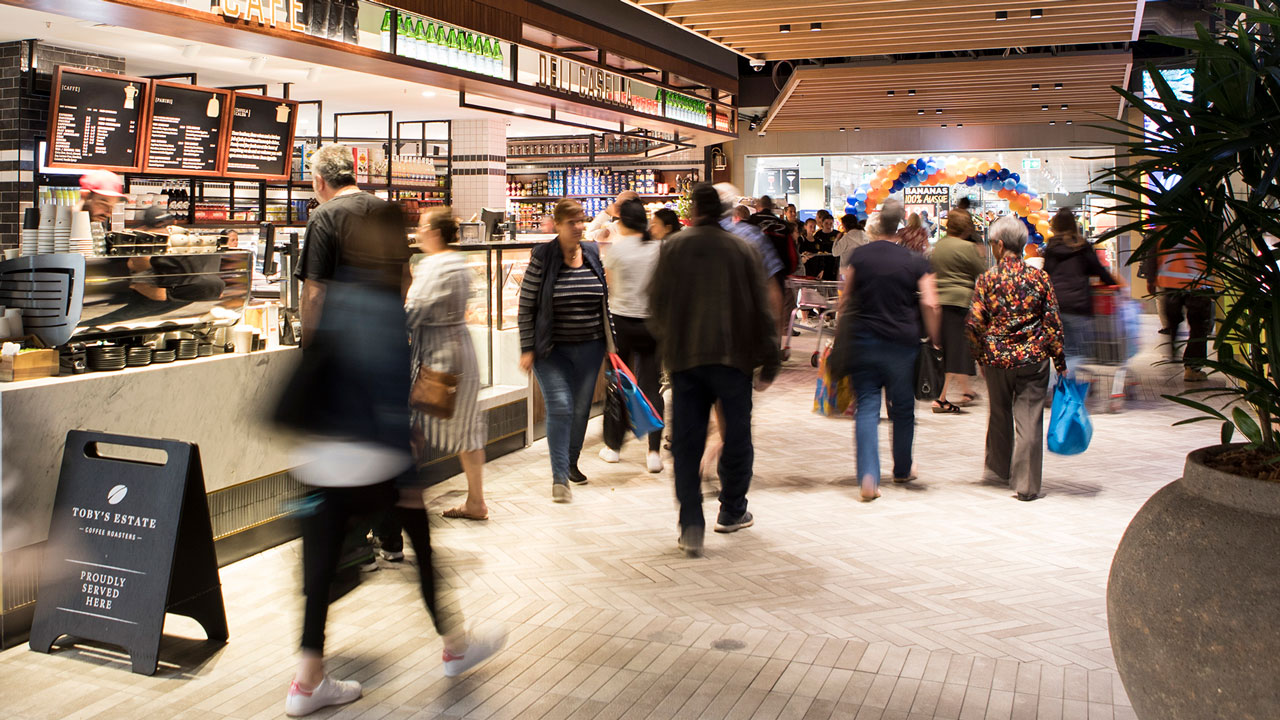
[
  {"left": 846, "top": 195, "right": 857, "bottom": 205},
  {"left": 1010, "top": 173, "right": 1020, "bottom": 183},
  {"left": 916, "top": 158, "right": 927, "bottom": 170},
  {"left": 855, "top": 190, "right": 867, "bottom": 201},
  {"left": 891, "top": 181, "right": 903, "bottom": 192},
  {"left": 998, "top": 168, "right": 1010, "bottom": 181},
  {"left": 1029, "top": 190, "right": 1039, "bottom": 199},
  {"left": 845, "top": 204, "right": 858, "bottom": 215},
  {"left": 1003, "top": 178, "right": 1017, "bottom": 190},
  {"left": 965, "top": 177, "right": 976, "bottom": 187},
  {"left": 1016, "top": 182, "right": 1029, "bottom": 194}
]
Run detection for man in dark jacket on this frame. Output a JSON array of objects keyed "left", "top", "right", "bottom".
[{"left": 648, "top": 183, "right": 781, "bottom": 558}]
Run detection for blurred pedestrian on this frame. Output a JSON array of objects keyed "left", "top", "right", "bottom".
[
  {"left": 1043, "top": 208, "right": 1118, "bottom": 377},
  {"left": 930, "top": 209, "right": 988, "bottom": 412},
  {"left": 966, "top": 216, "right": 1067, "bottom": 502},
  {"left": 518, "top": 199, "right": 612, "bottom": 503},
  {"left": 900, "top": 212, "right": 930, "bottom": 255},
  {"left": 649, "top": 183, "right": 781, "bottom": 557},
  {"left": 842, "top": 201, "right": 941, "bottom": 501},
  {"left": 599, "top": 198, "right": 665, "bottom": 473},
  {"left": 650, "top": 208, "right": 681, "bottom": 241},
  {"left": 284, "top": 145, "right": 503, "bottom": 717},
  {"left": 833, "top": 213, "right": 868, "bottom": 266}
]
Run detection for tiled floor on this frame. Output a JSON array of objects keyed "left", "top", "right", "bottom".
[{"left": 0, "top": 323, "right": 1217, "bottom": 719}]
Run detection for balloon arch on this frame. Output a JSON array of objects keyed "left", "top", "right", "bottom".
[{"left": 844, "top": 156, "right": 1050, "bottom": 244}]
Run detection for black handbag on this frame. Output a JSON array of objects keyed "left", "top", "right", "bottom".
[{"left": 914, "top": 340, "right": 944, "bottom": 401}]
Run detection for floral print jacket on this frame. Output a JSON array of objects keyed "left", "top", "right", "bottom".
[{"left": 966, "top": 254, "right": 1068, "bottom": 373}]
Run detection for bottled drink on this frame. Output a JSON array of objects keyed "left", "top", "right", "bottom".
[{"left": 380, "top": 10, "right": 392, "bottom": 53}]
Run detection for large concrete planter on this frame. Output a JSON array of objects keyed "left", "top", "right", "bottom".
[{"left": 1108, "top": 444, "right": 1280, "bottom": 719}]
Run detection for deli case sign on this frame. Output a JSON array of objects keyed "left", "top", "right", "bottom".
[
  {"left": 143, "top": 82, "right": 230, "bottom": 176},
  {"left": 46, "top": 67, "right": 151, "bottom": 173},
  {"left": 222, "top": 92, "right": 298, "bottom": 180}
]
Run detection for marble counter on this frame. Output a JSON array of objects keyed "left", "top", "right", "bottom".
[{"left": 0, "top": 348, "right": 300, "bottom": 553}]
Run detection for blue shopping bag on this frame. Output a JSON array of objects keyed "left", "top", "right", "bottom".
[
  {"left": 607, "top": 354, "right": 664, "bottom": 439},
  {"left": 1047, "top": 377, "right": 1092, "bottom": 455}
]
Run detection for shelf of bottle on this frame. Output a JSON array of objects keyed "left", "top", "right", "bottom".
[
  {"left": 507, "top": 151, "right": 669, "bottom": 160},
  {"left": 285, "top": 180, "right": 448, "bottom": 193},
  {"left": 507, "top": 194, "right": 681, "bottom": 201}
]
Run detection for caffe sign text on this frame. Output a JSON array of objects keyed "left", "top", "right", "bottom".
[{"left": 214, "top": 0, "right": 307, "bottom": 33}]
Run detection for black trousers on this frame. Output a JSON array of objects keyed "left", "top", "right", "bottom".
[
  {"left": 671, "top": 365, "right": 753, "bottom": 529},
  {"left": 1163, "top": 290, "right": 1213, "bottom": 368},
  {"left": 301, "top": 479, "right": 449, "bottom": 652},
  {"left": 604, "top": 315, "right": 664, "bottom": 452},
  {"left": 983, "top": 361, "right": 1050, "bottom": 498}
]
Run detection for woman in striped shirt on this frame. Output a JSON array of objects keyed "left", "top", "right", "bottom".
[{"left": 518, "top": 199, "right": 612, "bottom": 503}]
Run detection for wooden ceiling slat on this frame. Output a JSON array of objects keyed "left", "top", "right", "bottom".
[
  {"left": 725, "top": 27, "right": 1133, "bottom": 51},
  {"left": 688, "top": 3, "right": 1137, "bottom": 32}
]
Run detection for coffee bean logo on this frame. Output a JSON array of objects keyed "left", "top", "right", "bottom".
[{"left": 107, "top": 485, "right": 128, "bottom": 505}]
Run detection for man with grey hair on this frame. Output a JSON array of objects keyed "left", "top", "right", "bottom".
[
  {"left": 878, "top": 197, "right": 905, "bottom": 236},
  {"left": 966, "top": 216, "right": 1067, "bottom": 502}
]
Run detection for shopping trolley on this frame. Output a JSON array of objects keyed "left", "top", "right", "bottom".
[
  {"left": 1089, "top": 285, "right": 1141, "bottom": 412},
  {"left": 783, "top": 277, "right": 843, "bottom": 367}
]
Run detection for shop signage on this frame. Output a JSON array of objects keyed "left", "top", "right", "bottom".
[
  {"left": 46, "top": 68, "right": 150, "bottom": 173},
  {"left": 29, "top": 431, "right": 227, "bottom": 676},
  {"left": 143, "top": 82, "right": 230, "bottom": 176},
  {"left": 223, "top": 92, "right": 299, "bottom": 180},
  {"left": 214, "top": 0, "right": 306, "bottom": 32},
  {"left": 760, "top": 169, "right": 782, "bottom": 196},
  {"left": 212, "top": 0, "right": 358, "bottom": 43},
  {"left": 904, "top": 186, "right": 950, "bottom": 205},
  {"left": 782, "top": 168, "right": 800, "bottom": 195},
  {"left": 1022, "top": 158, "right": 1041, "bottom": 170}
]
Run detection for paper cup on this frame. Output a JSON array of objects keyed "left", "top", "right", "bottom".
[
  {"left": 2, "top": 249, "right": 17, "bottom": 261},
  {"left": 55, "top": 205, "right": 73, "bottom": 230},
  {"left": 69, "top": 210, "right": 92, "bottom": 241},
  {"left": 4, "top": 309, "right": 21, "bottom": 338}
]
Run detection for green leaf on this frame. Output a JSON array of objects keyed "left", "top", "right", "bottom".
[
  {"left": 1233, "top": 407, "right": 1263, "bottom": 446},
  {"left": 1222, "top": 421, "right": 1236, "bottom": 444},
  {"left": 1163, "top": 394, "right": 1229, "bottom": 421}
]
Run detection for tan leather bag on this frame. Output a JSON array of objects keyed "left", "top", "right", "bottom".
[{"left": 410, "top": 365, "right": 459, "bottom": 419}]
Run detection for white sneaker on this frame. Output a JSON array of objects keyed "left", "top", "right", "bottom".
[
  {"left": 552, "top": 483, "right": 572, "bottom": 503},
  {"left": 443, "top": 625, "right": 509, "bottom": 678},
  {"left": 285, "top": 676, "right": 362, "bottom": 717},
  {"left": 647, "top": 452, "right": 663, "bottom": 474},
  {"left": 598, "top": 447, "right": 620, "bottom": 463}
]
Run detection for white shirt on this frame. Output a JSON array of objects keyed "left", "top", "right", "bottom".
[
  {"left": 604, "top": 230, "right": 661, "bottom": 319},
  {"left": 585, "top": 212, "right": 616, "bottom": 242},
  {"left": 834, "top": 229, "right": 869, "bottom": 265}
]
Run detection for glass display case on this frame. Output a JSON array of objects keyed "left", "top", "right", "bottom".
[{"left": 451, "top": 240, "right": 541, "bottom": 388}]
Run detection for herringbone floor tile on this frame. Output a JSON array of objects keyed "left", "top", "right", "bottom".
[{"left": 0, "top": 319, "right": 1217, "bottom": 718}]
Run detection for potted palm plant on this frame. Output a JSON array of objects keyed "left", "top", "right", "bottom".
[{"left": 1095, "top": 4, "right": 1280, "bottom": 718}]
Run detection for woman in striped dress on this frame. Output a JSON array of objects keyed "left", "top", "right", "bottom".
[
  {"left": 407, "top": 207, "right": 489, "bottom": 520},
  {"left": 518, "top": 199, "right": 612, "bottom": 504}
]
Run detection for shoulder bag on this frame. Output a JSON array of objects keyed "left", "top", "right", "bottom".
[{"left": 411, "top": 364, "right": 459, "bottom": 419}]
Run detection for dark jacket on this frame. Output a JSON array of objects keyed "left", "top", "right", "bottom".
[
  {"left": 647, "top": 222, "right": 781, "bottom": 381},
  {"left": 518, "top": 238, "right": 611, "bottom": 358},
  {"left": 1042, "top": 238, "right": 1117, "bottom": 316}
]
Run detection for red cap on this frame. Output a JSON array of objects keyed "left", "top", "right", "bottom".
[{"left": 79, "top": 169, "right": 125, "bottom": 198}]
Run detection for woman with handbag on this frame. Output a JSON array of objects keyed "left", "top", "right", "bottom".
[
  {"left": 518, "top": 199, "right": 612, "bottom": 503},
  {"left": 598, "top": 198, "right": 665, "bottom": 473},
  {"left": 406, "top": 207, "right": 490, "bottom": 520},
  {"left": 841, "top": 199, "right": 941, "bottom": 502}
]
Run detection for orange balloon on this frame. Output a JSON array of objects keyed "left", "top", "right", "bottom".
[
  {"left": 997, "top": 188, "right": 1012, "bottom": 200},
  {"left": 978, "top": 161, "right": 992, "bottom": 174},
  {"left": 1037, "top": 220, "right": 1051, "bottom": 235},
  {"left": 1027, "top": 213, "right": 1041, "bottom": 226},
  {"left": 992, "top": 162, "right": 1002, "bottom": 172},
  {"left": 965, "top": 165, "right": 978, "bottom": 177},
  {"left": 1024, "top": 243, "right": 1041, "bottom": 259},
  {"left": 1029, "top": 198, "right": 1043, "bottom": 212}
]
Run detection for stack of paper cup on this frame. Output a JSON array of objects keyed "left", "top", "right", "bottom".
[
  {"left": 54, "top": 206, "right": 72, "bottom": 254},
  {"left": 37, "top": 204, "right": 56, "bottom": 254},
  {"left": 21, "top": 208, "right": 39, "bottom": 256},
  {"left": 69, "top": 210, "right": 93, "bottom": 256},
  {"left": 4, "top": 309, "right": 22, "bottom": 338}
]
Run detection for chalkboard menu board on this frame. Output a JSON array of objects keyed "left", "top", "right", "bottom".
[
  {"left": 143, "top": 82, "right": 230, "bottom": 176},
  {"left": 223, "top": 93, "right": 297, "bottom": 180},
  {"left": 46, "top": 67, "right": 150, "bottom": 173}
]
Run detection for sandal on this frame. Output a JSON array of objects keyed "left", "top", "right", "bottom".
[
  {"left": 958, "top": 392, "right": 980, "bottom": 406},
  {"left": 932, "top": 400, "right": 963, "bottom": 414},
  {"left": 442, "top": 506, "right": 489, "bottom": 521}
]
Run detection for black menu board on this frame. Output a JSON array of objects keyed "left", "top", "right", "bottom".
[
  {"left": 223, "top": 93, "right": 297, "bottom": 180},
  {"left": 46, "top": 67, "right": 150, "bottom": 173},
  {"left": 143, "top": 82, "right": 229, "bottom": 176}
]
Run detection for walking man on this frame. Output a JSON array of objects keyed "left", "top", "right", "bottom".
[{"left": 648, "top": 183, "right": 781, "bottom": 557}]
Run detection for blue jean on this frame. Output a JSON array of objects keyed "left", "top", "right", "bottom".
[
  {"left": 534, "top": 339, "right": 606, "bottom": 483},
  {"left": 671, "top": 365, "right": 754, "bottom": 529},
  {"left": 849, "top": 333, "right": 919, "bottom": 486},
  {"left": 1061, "top": 312, "right": 1093, "bottom": 377}
]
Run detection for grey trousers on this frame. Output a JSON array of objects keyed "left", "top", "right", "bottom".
[{"left": 984, "top": 360, "right": 1050, "bottom": 497}]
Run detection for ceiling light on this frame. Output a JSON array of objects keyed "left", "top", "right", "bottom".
[
  {"left": 513, "top": 107, "right": 526, "bottom": 114},
  {"left": 839, "top": 127, "right": 846, "bottom": 132},
  {"left": 1066, "top": 120, "right": 1073, "bottom": 125},
  {"left": 854, "top": 127, "right": 861, "bottom": 131},
  {"left": 780, "top": 24, "right": 791, "bottom": 33},
  {"left": 181, "top": 44, "right": 200, "bottom": 59},
  {"left": 887, "top": 90, "right": 895, "bottom": 97},
  {"left": 1030, "top": 8, "right": 1044, "bottom": 17},
  {"left": 1041, "top": 105, "right": 1049, "bottom": 111},
  {"left": 908, "top": 89, "right": 916, "bottom": 96},
  {"left": 1054, "top": 83, "right": 1064, "bottom": 90},
  {"left": 1032, "top": 83, "right": 1040, "bottom": 91},
  {"left": 1060, "top": 103, "right": 1068, "bottom": 110},
  {"left": 306, "top": 67, "right": 321, "bottom": 82},
  {"left": 810, "top": 22, "right": 822, "bottom": 31},
  {"left": 941, "top": 123, "right": 948, "bottom": 128},
  {"left": 957, "top": 123, "right": 964, "bottom": 128},
  {"left": 421, "top": 90, "right": 436, "bottom": 97},
  {"left": 917, "top": 109, "right": 925, "bottom": 115},
  {"left": 1049, "top": 120, "right": 1057, "bottom": 125},
  {"left": 996, "top": 11, "right": 1008, "bottom": 20},
  {"left": 248, "top": 56, "right": 266, "bottom": 72},
  {"left": 935, "top": 109, "right": 943, "bottom": 115}
]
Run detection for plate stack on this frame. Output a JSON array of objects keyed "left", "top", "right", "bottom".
[
  {"left": 126, "top": 346, "right": 153, "bottom": 367},
  {"left": 152, "top": 349, "right": 177, "bottom": 364},
  {"left": 177, "top": 339, "right": 199, "bottom": 360},
  {"left": 197, "top": 342, "right": 213, "bottom": 357},
  {"left": 87, "top": 345, "right": 127, "bottom": 372},
  {"left": 20, "top": 209, "right": 39, "bottom": 257},
  {"left": 53, "top": 206, "right": 72, "bottom": 254}
]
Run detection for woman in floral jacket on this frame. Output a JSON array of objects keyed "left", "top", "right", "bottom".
[{"left": 966, "top": 216, "right": 1068, "bottom": 502}]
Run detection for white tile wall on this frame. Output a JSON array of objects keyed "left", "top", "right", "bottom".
[{"left": 450, "top": 119, "right": 507, "bottom": 219}]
